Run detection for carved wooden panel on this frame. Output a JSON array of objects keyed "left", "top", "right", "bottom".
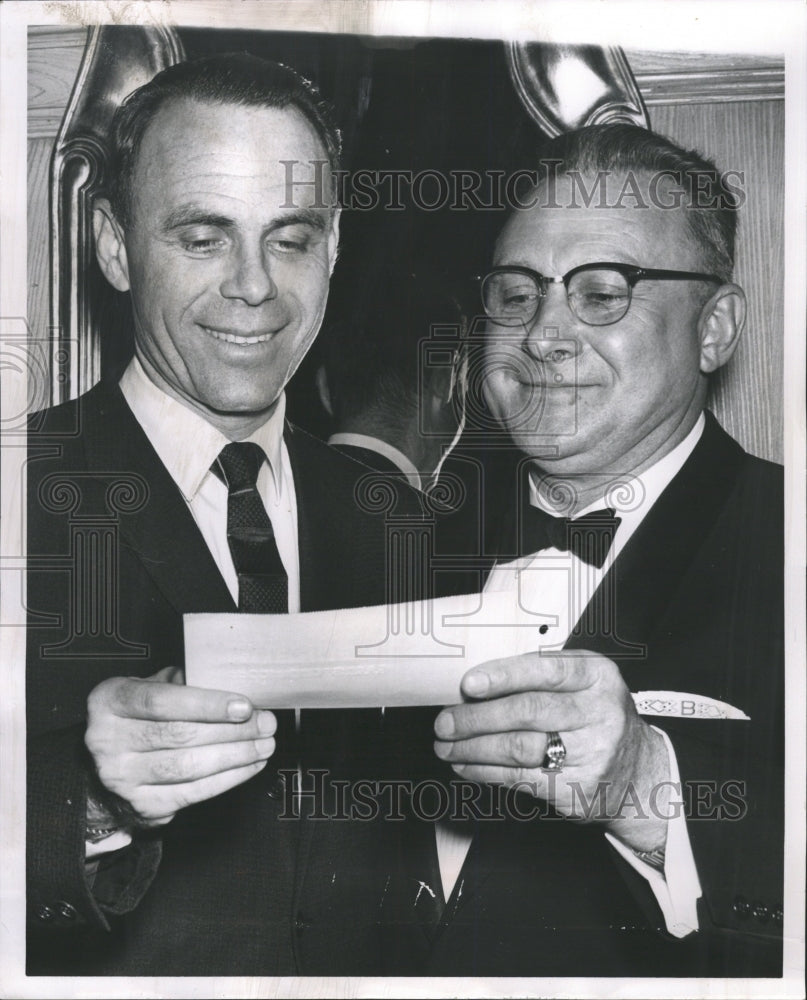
[
  {"left": 650, "top": 100, "right": 784, "bottom": 462},
  {"left": 27, "top": 27, "right": 87, "bottom": 138},
  {"left": 27, "top": 28, "right": 86, "bottom": 358},
  {"left": 629, "top": 49, "right": 784, "bottom": 103}
]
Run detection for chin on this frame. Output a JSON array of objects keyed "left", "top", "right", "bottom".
[{"left": 204, "top": 391, "right": 281, "bottom": 417}]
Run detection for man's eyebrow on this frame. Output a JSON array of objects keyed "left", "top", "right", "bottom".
[
  {"left": 265, "top": 209, "right": 327, "bottom": 234},
  {"left": 161, "top": 207, "right": 234, "bottom": 231},
  {"left": 160, "top": 206, "right": 328, "bottom": 234}
]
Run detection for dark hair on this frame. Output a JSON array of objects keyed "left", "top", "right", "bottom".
[
  {"left": 107, "top": 52, "right": 342, "bottom": 228},
  {"left": 524, "top": 124, "right": 739, "bottom": 282},
  {"left": 322, "top": 272, "right": 465, "bottom": 429}
]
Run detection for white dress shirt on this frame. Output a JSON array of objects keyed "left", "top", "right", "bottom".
[
  {"left": 328, "top": 432, "right": 423, "bottom": 491},
  {"left": 437, "top": 415, "right": 706, "bottom": 938}
]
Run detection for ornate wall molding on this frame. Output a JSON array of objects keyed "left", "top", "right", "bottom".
[
  {"left": 506, "top": 43, "right": 651, "bottom": 136},
  {"left": 628, "top": 50, "right": 784, "bottom": 104},
  {"left": 49, "top": 25, "right": 185, "bottom": 404}
]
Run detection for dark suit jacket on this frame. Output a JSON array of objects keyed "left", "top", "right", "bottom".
[
  {"left": 26, "top": 380, "right": 439, "bottom": 976},
  {"left": 381, "top": 412, "right": 784, "bottom": 977}
]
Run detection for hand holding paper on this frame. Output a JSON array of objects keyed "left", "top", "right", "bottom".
[
  {"left": 85, "top": 666, "right": 278, "bottom": 827},
  {"left": 433, "top": 650, "right": 671, "bottom": 853},
  {"left": 182, "top": 590, "right": 750, "bottom": 851}
]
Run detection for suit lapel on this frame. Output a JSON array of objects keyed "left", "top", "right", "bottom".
[
  {"left": 78, "top": 382, "right": 236, "bottom": 615},
  {"left": 286, "top": 423, "right": 346, "bottom": 613},
  {"left": 286, "top": 422, "right": 393, "bottom": 612},
  {"left": 565, "top": 413, "right": 747, "bottom": 659}
]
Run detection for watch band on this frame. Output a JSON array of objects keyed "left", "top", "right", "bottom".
[
  {"left": 85, "top": 824, "right": 120, "bottom": 844},
  {"left": 633, "top": 846, "right": 666, "bottom": 871},
  {"left": 85, "top": 792, "right": 121, "bottom": 843}
]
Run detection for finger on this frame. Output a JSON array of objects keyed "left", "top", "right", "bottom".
[
  {"left": 434, "top": 730, "right": 549, "bottom": 769},
  {"left": 445, "top": 762, "right": 548, "bottom": 791},
  {"left": 460, "top": 652, "right": 603, "bottom": 700},
  {"left": 125, "top": 710, "right": 277, "bottom": 752},
  {"left": 124, "top": 737, "right": 277, "bottom": 786},
  {"left": 130, "top": 759, "right": 272, "bottom": 823},
  {"left": 435, "top": 690, "right": 589, "bottom": 741},
  {"left": 92, "top": 676, "right": 256, "bottom": 724}
]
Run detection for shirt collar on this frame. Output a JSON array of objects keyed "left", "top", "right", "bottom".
[
  {"left": 119, "top": 356, "right": 287, "bottom": 502},
  {"left": 328, "top": 432, "right": 422, "bottom": 491},
  {"left": 529, "top": 413, "right": 706, "bottom": 522}
]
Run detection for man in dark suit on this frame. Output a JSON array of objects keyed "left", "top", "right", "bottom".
[
  {"left": 411, "top": 124, "right": 784, "bottom": 977},
  {"left": 25, "top": 52, "right": 431, "bottom": 976}
]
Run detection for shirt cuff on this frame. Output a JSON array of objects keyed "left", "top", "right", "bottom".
[
  {"left": 604, "top": 725, "right": 702, "bottom": 938},
  {"left": 85, "top": 829, "right": 133, "bottom": 859}
]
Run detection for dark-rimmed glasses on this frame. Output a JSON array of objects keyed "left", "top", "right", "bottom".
[{"left": 480, "top": 262, "right": 723, "bottom": 328}]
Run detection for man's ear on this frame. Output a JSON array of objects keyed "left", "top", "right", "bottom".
[
  {"left": 698, "top": 283, "right": 746, "bottom": 374},
  {"left": 93, "top": 199, "right": 131, "bottom": 292},
  {"left": 327, "top": 207, "right": 341, "bottom": 276}
]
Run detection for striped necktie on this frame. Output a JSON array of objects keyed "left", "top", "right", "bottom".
[{"left": 213, "top": 441, "right": 288, "bottom": 613}]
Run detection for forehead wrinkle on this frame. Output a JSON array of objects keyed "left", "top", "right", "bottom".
[{"left": 496, "top": 198, "right": 702, "bottom": 275}]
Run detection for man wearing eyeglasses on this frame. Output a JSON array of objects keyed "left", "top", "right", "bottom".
[{"left": 418, "top": 124, "right": 783, "bottom": 976}]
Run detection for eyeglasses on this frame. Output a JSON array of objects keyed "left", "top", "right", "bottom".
[{"left": 480, "top": 262, "right": 724, "bottom": 328}]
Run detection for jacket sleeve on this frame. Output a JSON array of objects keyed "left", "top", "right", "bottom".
[{"left": 27, "top": 722, "right": 162, "bottom": 935}]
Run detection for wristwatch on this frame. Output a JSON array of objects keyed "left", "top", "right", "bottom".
[
  {"left": 85, "top": 793, "right": 120, "bottom": 843},
  {"left": 85, "top": 823, "right": 121, "bottom": 844},
  {"left": 633, "top": 847, "right": 666, "bottom": 871}
]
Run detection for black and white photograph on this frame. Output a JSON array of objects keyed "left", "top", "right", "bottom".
[{"left": 1, "top": 1, "right": 804, "bottom": 996}]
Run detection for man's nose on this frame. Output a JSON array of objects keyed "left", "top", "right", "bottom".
[
  {"left": 522, "top": 285, "right": 581, "bottom": 363},
  {"left": 219, "top": 244, "right": 277, "bottom": 305}
]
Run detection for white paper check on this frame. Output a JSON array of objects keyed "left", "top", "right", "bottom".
[{"left": 184, "top": 591, "right": 750, "bottom": 719}]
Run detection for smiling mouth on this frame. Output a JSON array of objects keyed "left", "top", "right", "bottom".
[
  {"left": 514, "top": 377, "right": 594, "bottom": 389},
  {"left": 200, "top": 324, "right": 278, "bottom": 345}
]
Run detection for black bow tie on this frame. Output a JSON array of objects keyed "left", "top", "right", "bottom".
[{"left": 519, "top": 505, "right": 622, "bottom": 568}]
